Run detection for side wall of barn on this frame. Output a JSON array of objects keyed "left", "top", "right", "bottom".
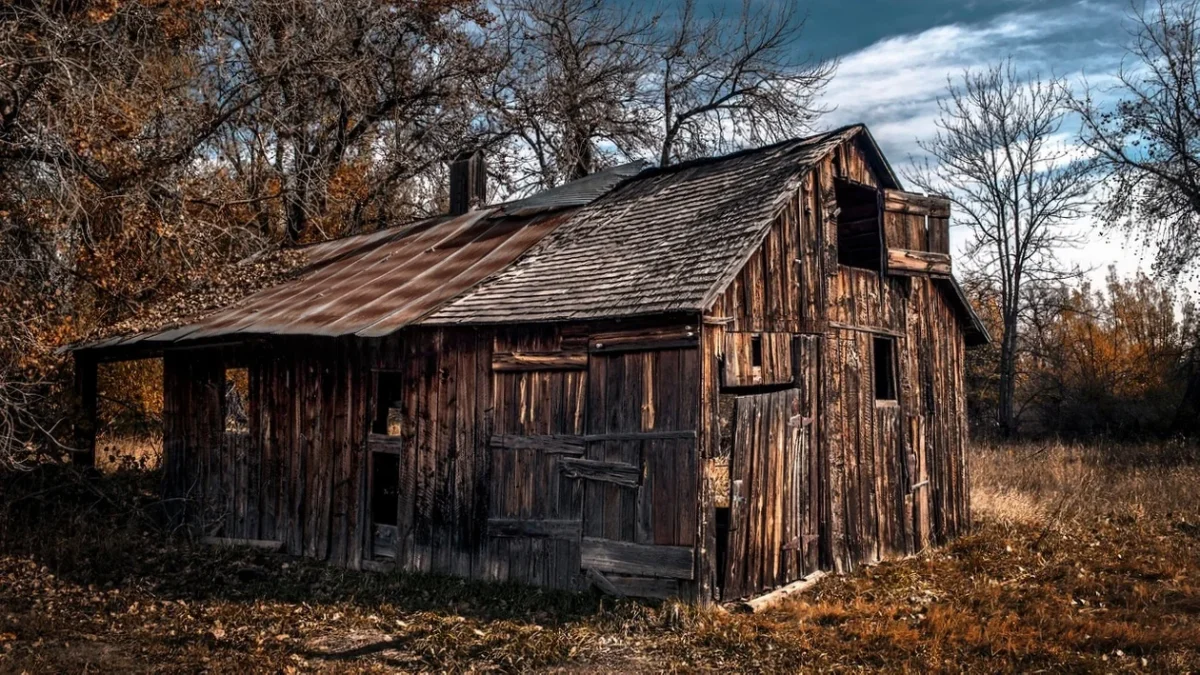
[
  {"left": 162, "top": 318, "right": 706, "bottom": 597},
  {"left": 162, "top": 339, "right": 373, "bottom": 568}
]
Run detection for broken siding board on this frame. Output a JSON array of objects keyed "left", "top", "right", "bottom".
[
  {"left": 589, "top": 325, "right": 699, "bottom": 353},
  {"left": 887, "top": 249, "right": 952, "bottom": 277},
  {"left": 559, "top": 457, "right": 641, "bottom": 488},
  {"left": 492, "top": 350, "right": 588, "bottom": 371}
]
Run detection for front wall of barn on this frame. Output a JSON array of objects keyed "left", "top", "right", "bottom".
[{"left": 700, "top": 137, "right": 971, "bottom": 601}]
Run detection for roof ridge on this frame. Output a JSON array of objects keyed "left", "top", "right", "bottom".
[{"left": 624, "top": 125, "right": 865, "bottom": 183}]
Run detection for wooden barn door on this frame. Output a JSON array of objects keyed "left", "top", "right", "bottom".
[
  {"left": 484, "top": 328, "right": 588, "bottom": 589},
  {"left": 579, "top": 338, "right": 699, "bottom": 598},
  {"left": 722, "top": 336, "right": 820, "bottom": 601},
  {"left": 723, "top": 390, "right": 801, "bottom": 599}
]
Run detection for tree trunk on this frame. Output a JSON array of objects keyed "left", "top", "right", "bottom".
[
  {"left": 996, "top": 314, "right": 1019, "bottom": 437},
  {"left": 1174, "top": 339, "right": 1200, "bottom": 436}
]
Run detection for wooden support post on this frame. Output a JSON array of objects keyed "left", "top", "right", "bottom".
[{"left": 73, "top": 353, "right": 97, "bottom": 468}]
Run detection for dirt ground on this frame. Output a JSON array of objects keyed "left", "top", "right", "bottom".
[{"left": 1, "top": 440, "right": 1199, "bottom": 673}]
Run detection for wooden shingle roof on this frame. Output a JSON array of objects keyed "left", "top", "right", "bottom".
[{"left": 423, "top": 127, "right": 865, "bottom": 325}]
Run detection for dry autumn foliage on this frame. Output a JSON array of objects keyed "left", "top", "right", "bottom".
[
  {"left": 0, "top": 0, "right": 840, "bottom": 465},
  {"left": 965, "top": 269, "right": 1199, "bottom": 438}
]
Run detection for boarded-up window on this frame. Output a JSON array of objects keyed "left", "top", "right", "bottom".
[{"left": 873, "top": 337, "right": 897, "bottom": 401}]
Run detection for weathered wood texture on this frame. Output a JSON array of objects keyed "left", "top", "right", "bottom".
[
  {"left": 886, "top": 249, "right": 951, "bottom": 277},
  {"left": 822, "top": 269, "right": 970, "bottom": 572},
  {"left": 699, "top": 136, "right": 970, "bottom": 601},
  {"left": 882, "top": 189, "right": 948, "bottom": 252},
  {"left": 707, "top": 179, "right": 825, "bottom": 334},
  {"left": 163, "top": 339, "right": 371, "bottom": 568},
  {"left": 160, "top": 317, "right": 701, "bottom": 598},
  {"left": 722, "top": 384, "right": 818, "bottom": 600},
  {"left": 828, "top": 266, "right": 908, "bottom": 336},
  {"left": 580, "top": 325, "right": 701, "bottom": 597},
  {"left": 722, "top": 332, "right": 794, "bottom": 387}
]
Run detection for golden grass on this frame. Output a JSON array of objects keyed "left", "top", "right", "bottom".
[
  {"left": 971, "top": 438, "right": 1200, "bottom": 528},
  {"left": 1, "top": 440, "right": 1198, "bottom": 672},
  {"left": 94, "top": 434, "right": 162, "bottom": 473}
]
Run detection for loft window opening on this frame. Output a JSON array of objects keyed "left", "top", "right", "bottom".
[
  {"left": 873, "top": 337, "right": 897, "bottom": 402},
  {"left": 373, "top": 371, "right": 404, "bottom": 435},
  {"left": 750, "top": 334, "right": 763, "bottom": 369},
  {"left": 223, "top": 367, "right": 250, "bottom": 434},
  {"left": 835, "top": 177, "right": 883, "bottom": 271}
]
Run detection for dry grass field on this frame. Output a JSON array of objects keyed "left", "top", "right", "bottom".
[{"left": 1, "top": 439, "right": 1198, "bottom": 673}]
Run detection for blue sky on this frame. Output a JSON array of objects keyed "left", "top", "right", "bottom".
[{"left": 711, "top": 0, "right": 1152, "bottom": 286}]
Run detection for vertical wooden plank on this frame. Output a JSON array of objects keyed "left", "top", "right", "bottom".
[{"left": 73, "top": 354, "right": 98, "bottom": 468}]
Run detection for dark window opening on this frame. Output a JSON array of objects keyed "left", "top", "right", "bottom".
[
  {"left": 373, "top": 371, "right": 404, "bottom": 435},
  {"left": 873, "top": 337, "right": 897, "bottom": 402},
  {"left": 371, "top": 452, "right": 400, "bottom": 526},
  {"left": 835, "top": 178, "right": 883, "bottom": 271},
  {"left": 223, "top": 367, "right": 250, "bottom": 433},
  {"left": 750, "top": 334, "right": 763, "bottom": 369}
]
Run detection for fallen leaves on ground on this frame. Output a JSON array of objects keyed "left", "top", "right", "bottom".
[{"left": 0, "top": 443, "right": 1198, "bottom": 672}]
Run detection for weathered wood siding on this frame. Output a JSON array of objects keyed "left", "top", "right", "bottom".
[
  {"left": 158, "top": 134, "right": 971, "bottom": 603},
  {"left": 700, "top": 135, "right": 971, "bottom": 600},
  {"left": 162, "top": 319, "right": 703, "bottom": 598},
  {"left": 708, "top": 175, "right": 825, "bottom": 334},
  {"left": 163, "top": 339, "right": 370, "bottom": 568}
]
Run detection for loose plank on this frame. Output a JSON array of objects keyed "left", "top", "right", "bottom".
[
  {"left": 559, "top": 457, "right": 641, "bottom": 488},
  {"left": 887, "top": 248, "right": 951, "bottom": 277},
  {"left": 492, "top": 350, "right": 588, "bottom": 372},
  {"left": 580, "top": 537, "right": 695, "bottom": 579}
]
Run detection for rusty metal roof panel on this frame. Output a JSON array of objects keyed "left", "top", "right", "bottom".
[
  {"left": 88, "top": 208, "right": 569, "bottom": 347},
  {"left": 422, "top": 127, "right": 862, "bottom": 325}
]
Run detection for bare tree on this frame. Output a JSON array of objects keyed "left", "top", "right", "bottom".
[
  {"left": 198, "top": 0, "right": 499, "bottom": 242},
  {"left": 488, "top": 0, "right": 656, "bottom": 191},
  {"left": 908, "top": 63, "right": 1092, "bottom": 437},
  {"left": 490, "top": 0, "right": 835, "bottom": 193},
  {"left": 652, "top": 0, "right": 835, "bottom": 165},
  {"left": 1072, "top": 0, "right": 1200, "bottom": 435},
  {"left": 1073, "top": 0, "right": 1200, "bottom": 280}
]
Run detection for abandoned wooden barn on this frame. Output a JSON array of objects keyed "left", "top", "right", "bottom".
[{"left": 71, "top": 125, "right": 989, "bottom": 602}]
